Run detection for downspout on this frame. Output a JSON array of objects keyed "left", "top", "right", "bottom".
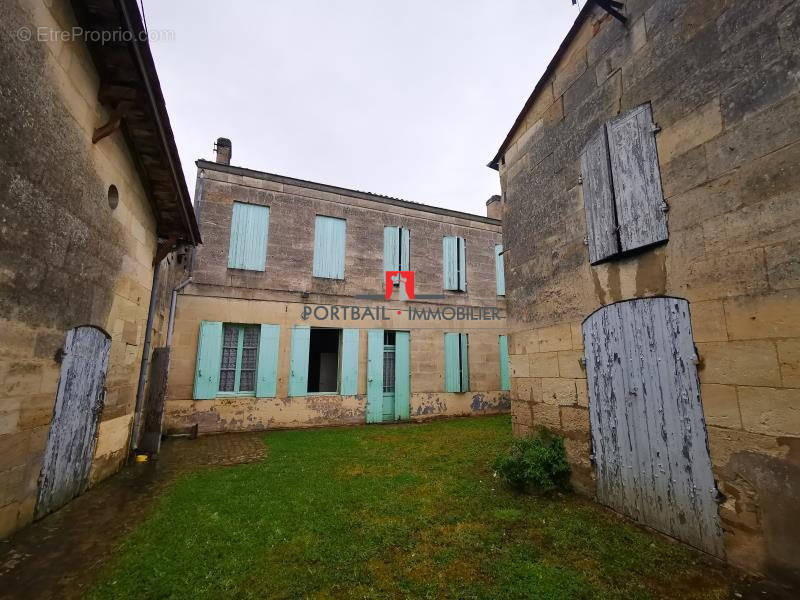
[
  {"left": 166, "top": 277, "right": 192, "bottom": 347},
  {"left": 129, "top": 260, "right": 162, "bottom": 457}
]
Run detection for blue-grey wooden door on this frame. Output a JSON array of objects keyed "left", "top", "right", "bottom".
[
  {"left": 36, "top": 326, "right": 111, "bottom": 518},
  {"left": 583, "top": 298, "right": 724, "bottom": 557}
]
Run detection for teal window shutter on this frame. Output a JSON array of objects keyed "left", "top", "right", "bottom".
[
  {"left": 228, "top": 202, "right": 269, "bottom": 271},
  {"left": 313, "top": 216, "right": 346, "bottom": 279},
  {"left": 400, "top": 228, "right": 410, "bottom": 271},
  {"left": 340, "top": 328, "right": 359, "bottom": 395},
  {"left": 256, "top": 324, "right": 280, "bottom": 397},
  {"left": 394, "top": 331, "right": 410, "bottom": 420},
  {"left": 366, "top": 329, "right": 384, "bottom": 423},
  {"left": 444, "top": 332, "right": 461, "bottom": 392},
  {"left": 193, "top": 321, "right": 222, "bottom": 400},
  {"left": 457, "top": 237, "right": 467, "bottom": 291},
  {"left": 443, "top": 237, "right": 457, "bottom": 290},
  {"left": 459, "top": 333, "right": 470, "bottom": 391},
  {"left": 384, "top": 226, "right": 400, "bottom": 272},
  {"left": 288, "top": 326, "right": 310, "bottom": 397},
  {"left": 499, "top": 335, "right": 511, "bottom": 391},
  {"left": 495, "top": 244, "right": 505, "bottom": 296}
]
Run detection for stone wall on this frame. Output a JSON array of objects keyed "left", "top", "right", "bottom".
[
  {"left": 0, "top": 0, "right": 184, "bottom": 538},
  {"left": 497, "top": 0, "right": 800, "bottom": 581},
  {"left": 166, "top": 164, "right": 508, "bottom": 430}
]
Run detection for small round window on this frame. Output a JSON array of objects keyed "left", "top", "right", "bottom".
[{"left": 107, "top": 185, "right": 119, "bottom": 209}]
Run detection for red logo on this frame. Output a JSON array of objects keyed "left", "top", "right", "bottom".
[{"left": 385, "top": 271, "right": 415, "bottom": 300}]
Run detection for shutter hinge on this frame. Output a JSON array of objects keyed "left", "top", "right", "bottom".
[
  {"left": 651, "top": 123, "right": 661, "bottom": 134},
  {"left": 659, "top": 201, "right": 669, "bottom": 213}
]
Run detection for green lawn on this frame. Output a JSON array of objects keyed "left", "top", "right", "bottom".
[{"left": 90, "top": 415, "right": 729, "bottom": 599}]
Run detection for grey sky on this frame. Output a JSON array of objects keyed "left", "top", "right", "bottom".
[{"left": 145, "top": 1, "right": 579, "bottom": 216}]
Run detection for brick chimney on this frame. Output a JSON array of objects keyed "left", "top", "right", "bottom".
[
  {"left": 486, "top": 194, "right": 502, "bottom": 220},
  {"left": 214, "top": 137, "right": 232, "bottom": 165}
]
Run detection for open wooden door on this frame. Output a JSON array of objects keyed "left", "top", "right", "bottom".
[{"left": 36, "top": 326, "right": 111, "bottom": 519}]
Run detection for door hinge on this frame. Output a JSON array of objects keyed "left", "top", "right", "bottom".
[
  {"left": 578, "top": 357, "right": 587, "bottom": 368},
  {"left": 651, "top": 123, "right": 661, "bottom": 134}
]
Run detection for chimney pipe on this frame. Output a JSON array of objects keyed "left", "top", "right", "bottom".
[{"left": 214, "top": 137, "right": 232, "bottom": 165}]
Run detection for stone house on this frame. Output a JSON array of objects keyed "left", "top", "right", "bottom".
[
  {"left": 164, "top": 140, "right": 509, "bottom": 432},
  {"left": 0, "top": 0, "right": 199, "bottom": 538},
  {"left": 489, "top": 0, "right": 799, "bottom": 583}
]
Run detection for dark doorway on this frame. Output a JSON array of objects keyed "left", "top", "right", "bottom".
[{"left": 308, "top": 328, "right": 341, "bottom": 393}]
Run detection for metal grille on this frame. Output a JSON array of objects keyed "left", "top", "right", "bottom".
[
  {"left": 239, "top": 326, "right": 259, "bottom": 392},
  {"left": 383, "top": 348, "right": 395, "bottom": 393},
  {"left": 219, "top": 325, "right": 238, "bottom": 391}
]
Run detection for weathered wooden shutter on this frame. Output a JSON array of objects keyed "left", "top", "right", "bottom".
[
  {"left": 581, "top": 127, "right": 619, "bottom": 264},
  {"left": 459, "top": 333, "right": 469, "bottom": 391},
  {"left": 444, "top": 332, "right": 461, "bottom": 392},
  {"left": 366, "top": 329, "right": 384, "bottom": 423},
  {"left": 256, "top": 324, "right": 280, "bottom": 397},
  {"left": 313, "top": 216, "right": 346, "bottom": 279},
  {"left": 228, "top": 202, "right": 269, "bottom": 271},
  {"left": 495, "top": 244, "right": 505, "bottom": 296},
  {"left": 340, "top": 328, "right": 359, "bottom": 395},
  {"left": 499, "top": 335, "right": 511, "bottom": 391},
  {"left": 394, "top": 331, "right": 410, "bottom": 420},
  {"left": 193, "top": 321, "right": 223, "bottom": 399},
  {"left": 443, "top": 237, "right": 458, "bottom": 290},
  {"left": 400, "top": 228, "right": 410, "bottom": 271},
  {"left": 583, "top": 298, "right": 723, "bottom": 557},
  {"left": 288, "top": 326, "right": 310, "bottom": 397},
  {"left": 607, "top": 103, "right": 668, "bottom": 252},
  {"left": 457, "top": 237, "right": 467, "bottom": 291},
  {"left": 384, "top": 226, "right": 400, "bottom": 272}
]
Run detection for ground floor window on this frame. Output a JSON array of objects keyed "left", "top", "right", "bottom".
[
  {"left": 308, "top": 328, "right": 341, "bottom": 393},
  {"left": 219, "top": 324, "right": 260, "bottom": 393}
]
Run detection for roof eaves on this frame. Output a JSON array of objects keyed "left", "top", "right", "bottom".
[{"left": 196, "top": 160, "right": 502, "bottom": 226}]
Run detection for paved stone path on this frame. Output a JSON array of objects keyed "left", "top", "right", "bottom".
[{"left": 0, "top": 432, "right": 266, "bottom": 600}]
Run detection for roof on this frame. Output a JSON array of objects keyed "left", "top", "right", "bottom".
[
  {"left": 71, "top": 0, "right": 201, "bottom": 244},
  {"left": 488, "top": 1, "right": 596, "bottom": 170},
  {"left": 196, "top": 160, "right": 503, "bottom": 226}
]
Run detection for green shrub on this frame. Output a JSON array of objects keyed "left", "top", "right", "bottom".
[{"left": 493, "top": 428, "right": 571, "bottom": 494}]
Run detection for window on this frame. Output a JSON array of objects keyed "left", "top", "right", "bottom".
[
  {"left": 443, "top": 236, "right": 466, "bottom": 291},
  {"left": 288, "top": 326, "right": 359, "bottom": 396},
  {"left": 444, "top": 332, "right": 469, "bottom": 392},
  {"left": 384, "top": 226, "right": 410, "bottom": 279},
  {"left": 193, "top": 321, "right": 280, "bottom": 399},
  {"left": 313, "top": 215, "right": 346, "bottom": 279},
  {"left": 498, "top": 335, "right": 511, "bottom": 391},
  {"left": 219, "top": 324, "right": 259, "bottom": 393},
  {"left": 581, "top": 103, "right": 668, "bottom": 264},
  {"left": 495, "top": 244, "right": 505, "bottom": 296},
  {"left": 228, "top": 202, "right": 269, "bottom": 270}
]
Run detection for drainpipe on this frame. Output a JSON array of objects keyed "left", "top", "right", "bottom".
[
  {"left": 166, "top": 277, "right": 192, "bottom": 347},
  {"left": 129, "top": 260, "right": 162, "bottom": 457}
]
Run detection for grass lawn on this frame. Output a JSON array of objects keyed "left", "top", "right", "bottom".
[{"left": 89, "top": 415, "right": 729, "bottom": 599}]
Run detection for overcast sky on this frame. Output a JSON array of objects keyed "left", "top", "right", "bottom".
[{"left": 144, "top": 1, "right": 579, "bottom": 217}]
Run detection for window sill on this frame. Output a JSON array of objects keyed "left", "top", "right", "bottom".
[{"left": 215, "top": 392, "right": 256, "bottom": 398}]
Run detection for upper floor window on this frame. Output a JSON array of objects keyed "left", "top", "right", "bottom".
[
  {"left": 581, "top": 103, "right": 668, "bottom": 264},
  {"left": 384, "top": 226, "right": 410, "bottom": 279},
  {"left": 228, "top": 202, "right": 269, "bottom": 271},
  {"left": 495, "top": 244, "right": 505, "bottom": 296},
  {"left": 442, "top": 236, "right": 466, "bottom": 291},
  {"left": 313, "top": 216, "right": 346, "bottom": 279}
]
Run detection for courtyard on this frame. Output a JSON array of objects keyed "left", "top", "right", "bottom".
[{"left": 1, "top": 416, "right": 742, "bottom": 599}]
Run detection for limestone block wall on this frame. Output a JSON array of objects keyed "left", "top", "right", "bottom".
[
  {"left": 0, "top": 0, "right": 182, "bottom": 537},
  {"left": 497, "top": 0, "right": 800, "bottom": 580},
  {"left": 164, "top": 294, "right": 509, "bottom": 432}
]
